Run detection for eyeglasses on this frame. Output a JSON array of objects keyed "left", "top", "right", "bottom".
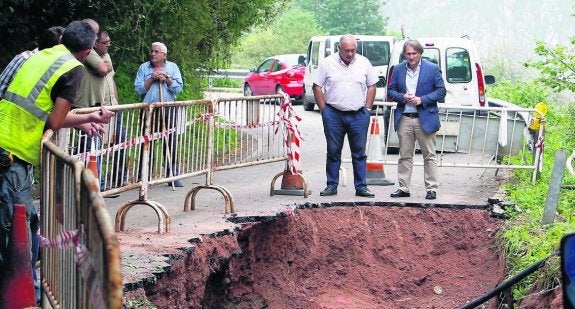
[
  {"left": 150, "top": 50, "right": 165, "bottom": 54},
  {"left": 97, "top": 40, "right": 112, "bottom": 46}
]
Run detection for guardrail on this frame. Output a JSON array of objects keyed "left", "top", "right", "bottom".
[
  {"left": 201, "top": 69, "right": 249, "bottom": 90},
  {"left": 63, "top": 94, "right": 304, "bottom": 234},
  {"left": 343, "top": 102, "right": 545, "bottom": 183},
  {"left": 40, "top": 132, "right": 122, "bottom": 308},
  {"left": 205, "top": 69, "right": 249, "bottom": 80}
]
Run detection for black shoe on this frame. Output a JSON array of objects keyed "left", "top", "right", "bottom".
[
  {"left": 425, "top": 190, "right": 436, "bottom": 200},
  {"left": 320, "top": 186, "right": 337, "bottom": 196},
  {"left": 355, "top": 188, "right": 375, "bottom": 198},
  {"left": 390, "top": 189, "right": 410, "bottom": 198}
]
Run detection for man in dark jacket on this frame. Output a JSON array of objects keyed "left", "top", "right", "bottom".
[{"left": 387, "top": 39, "right": 446, "bottom": 200}]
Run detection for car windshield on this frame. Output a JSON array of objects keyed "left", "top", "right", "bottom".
[{"left": 359, "top": 41, "right": 391, "bottom": 67}]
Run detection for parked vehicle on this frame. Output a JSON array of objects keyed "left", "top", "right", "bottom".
[
  {"left": 384, "top": 36, "right": 498, "bottom": 153},
  {"left": 243, "top": 54, "right": 306, "bottom": 102},
  {"left": 302, "top": 35, "right": 396, "bottom": 111},
  {"left": 386, "top": 36, "right": 495, "bottom": 107}
]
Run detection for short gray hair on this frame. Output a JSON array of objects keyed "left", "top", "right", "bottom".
[
  {"left": 152, "top": 42, "right": 167, "bottom": 54},
  {"left": 62, "top": 20, "right": 96, "bottom": 53}
]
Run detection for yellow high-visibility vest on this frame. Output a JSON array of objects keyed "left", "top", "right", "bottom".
[{"left": 0, "top": 44, "right": 82, "bottom": 166}]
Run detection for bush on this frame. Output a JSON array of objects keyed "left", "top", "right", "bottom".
[{"left": 490, "top": 80, "right": 575, "bottom": 302}]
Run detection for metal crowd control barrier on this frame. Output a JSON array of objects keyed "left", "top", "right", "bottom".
[
  {"left": 65, "top": 95, "right": 300, "bottom": 234},
  {"left": 344, "top": 102, "right": 545, "bottom": 183},
  {"left": 41, "top": 131, "right": 122, "bottom": 308}
]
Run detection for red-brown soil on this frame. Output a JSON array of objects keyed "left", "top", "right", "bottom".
[{"left": 124, "top": 205, "right": 509, "bottom": 308}]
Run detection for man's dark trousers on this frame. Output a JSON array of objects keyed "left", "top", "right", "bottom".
[{"left": 321, "top": 105, "right": 370, "bottom": 190}]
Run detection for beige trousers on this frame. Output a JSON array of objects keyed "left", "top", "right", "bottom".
[{"left": 397, "top": 116, "right": 438, "bottom": 192}]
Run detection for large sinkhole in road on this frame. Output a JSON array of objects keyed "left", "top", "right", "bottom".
[{"left": 145, "top": 205, "right": 505, "bottom": 308}]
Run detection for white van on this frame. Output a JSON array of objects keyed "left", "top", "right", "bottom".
[
  {"left": 386, "top": 36, "right": 495, "bottom": 107},
  {"left": 384, "top": 37, "right": 497, "bottom": 152},
  {"left": 302, "top": 35, "right": 396, "bottom": 111}
]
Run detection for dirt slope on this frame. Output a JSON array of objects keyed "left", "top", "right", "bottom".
[{"left": 127, "top": 205, "right": 507, "bottom": 308}]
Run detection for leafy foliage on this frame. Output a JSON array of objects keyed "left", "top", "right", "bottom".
[
  {"left": 230, "top": 0, "right": 391, "bottom": 69},
  {"left": 231, "top": 6, "right": 323, "bottom": 68},
  {"left": 490, "top": 79, "right": 575, "bottom": 302},
  {"left": 292, "top": 0, "right": 388, "bottom": 35},
  {"left": 526, "top": 38, "right": 575, "bottom": 92},
  {"left": 315, "top": 0, "right": 387, "bottom": 35},
  {"left": 0, "top": 0, "right": 288, "bottom": 103},
  {"left": 487, "top": 80, "right": 550, "bottom": 108}
]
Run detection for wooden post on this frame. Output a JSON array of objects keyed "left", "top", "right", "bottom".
[{"left": 542, "top": 150, "right": 567, "bottom": 226}]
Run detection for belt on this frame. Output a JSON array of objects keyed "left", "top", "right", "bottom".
[
  {"left": 328, "top": 105, "right": 363, "bottom": 113},
  {"left": 403, "top": 113, "right": 419, "bottom": 118}
]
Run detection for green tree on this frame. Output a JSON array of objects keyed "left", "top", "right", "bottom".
[
  {"left": 526, "top": 38, "right": 575, "bottom": 93},
  {"left": 231, "top": 6, "right": 324, "bottom": 68},
  {"left": 292, "top": 0, "right": 388, "bottom": 35},
  {"left": 0, "top": 0, "right": 289, "bottom": 102}
]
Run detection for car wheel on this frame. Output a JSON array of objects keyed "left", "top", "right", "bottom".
[
  {"left": 302, "top": 87, "right": 315, "bottom": 111},
  {"left": 276, "top": 85, "right": 284, "bottom": 94},
  {"left": 243, "top": 84, "right": 253, "bottom": 97}
]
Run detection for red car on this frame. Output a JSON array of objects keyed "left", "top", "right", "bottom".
[{"left": 243, "top": 54, "right": 306, "bottom": 101}]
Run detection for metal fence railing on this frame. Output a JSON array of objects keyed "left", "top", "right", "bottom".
[
  {"left": 40, "top": 131, "right": 122, "bottom": 308},
  {"left": 344, "top": 102, "right": 545, "bottom": 184},
  {"left": 61, "top": 94, "right": 302, "bottom": 234}
]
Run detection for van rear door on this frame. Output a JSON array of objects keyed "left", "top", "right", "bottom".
[
  {"left": 303, "top": 37, "right": 329, "bottom": 109},
  {"left": 418, "top": 38, "right": 487, "bottom": 107}
]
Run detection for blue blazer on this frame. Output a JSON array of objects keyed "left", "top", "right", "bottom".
[{"left": 387, "top": 59, "right": 446, "bottom": 134}]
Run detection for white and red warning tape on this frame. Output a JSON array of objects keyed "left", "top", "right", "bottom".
[
  {"left": 536, "top": 135, "right": 545, "bottom": 172},
  {"left": 275, "top": 92, "right": 303, "bottom": 175},
  {"left": 73, "top": 98, "right": 303, "bottom": 175},
  {"left": 39, "top": 226, "right": 105, "bottom": 309}
]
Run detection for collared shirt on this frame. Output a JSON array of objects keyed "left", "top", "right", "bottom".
[
  {"left": 75, "top": 49, "right": 106, "bottom": 108},
  {"left": 0, "top": 49, "right": 36, "bottom": 99},
  {"left": 134, "top": 60, "right": 183, "bottom": 103},
  {"left": 404, "top": 60, "right": 421, "bottom": 113},
  {"left": 102, "top": 53, "right": 118, "bottom": 106},
  {"left": 313, "top": 53, "right": 377, "bottom": 111}
]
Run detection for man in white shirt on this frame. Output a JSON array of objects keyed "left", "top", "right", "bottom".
[{"left": 312, "top": 34, "right": 378, "bottom": 198}]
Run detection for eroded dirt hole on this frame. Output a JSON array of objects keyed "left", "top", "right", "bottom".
[{"left": 142, "top": 205, "right": 505, "bottom": 308}]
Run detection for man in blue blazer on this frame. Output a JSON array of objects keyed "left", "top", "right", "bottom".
[{"left": 387, "top": 39, "right": 446, "bottom": 200}]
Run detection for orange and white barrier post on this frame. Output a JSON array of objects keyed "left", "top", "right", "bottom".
[
  {"left": 271, "top": 132, "right": 310, "bottom": 197},
  {"left": 0, "top": 204, "right": 37, "bottom": 307},
  {"left": 366, "top": 117, "right": 394, "bottom": 186},
  {"left": 271, "top": 92, "right": 310, "bottom": 197},
  {"left": 87, "top": 137, "right": 99, "bottom": 184}
]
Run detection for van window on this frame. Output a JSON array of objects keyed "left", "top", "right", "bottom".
[
  {"left": 399, "top": 48, "right": 440, "bottom": 66},
  {"left": 325, "top": 38, "right": 332, "bottom": 56},
  {"left": 363, "top": 41, "right": 391, "bottom": 66},
  {"left": 446, "top": 47, "right": 472, "bottom": 83},
  {"left": 334, "top": 40, "right": 391, "bottom": 66},
  {"left": 311, "top": 41, "right": 320, "bottom": 66},
  {"left": 422, "top": 48, "right": 440, "bottom": 65}
]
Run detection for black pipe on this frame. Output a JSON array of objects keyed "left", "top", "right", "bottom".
[{"left": 459, "top": 251, "right": 559, "bottom": 309}]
